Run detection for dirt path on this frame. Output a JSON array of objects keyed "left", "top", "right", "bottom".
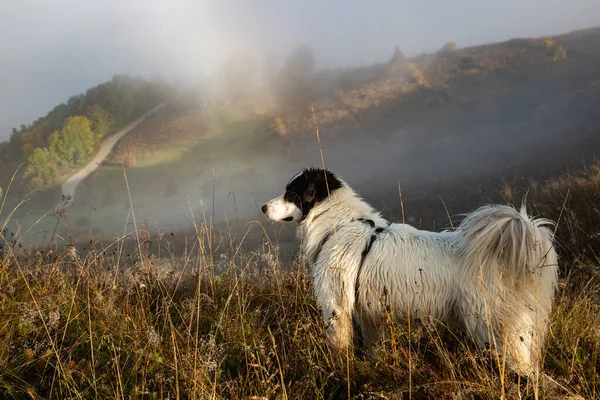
[{"left": 57, "top": 102, "right": 166, "bottom": 210}]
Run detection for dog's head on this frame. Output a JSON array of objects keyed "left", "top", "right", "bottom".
[{"left": 261, "top": 168, "right": 343, "bottom": 222}]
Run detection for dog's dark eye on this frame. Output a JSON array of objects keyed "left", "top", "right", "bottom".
[{"left": 282, "top": 217, "right": 294, "bottom": 222}]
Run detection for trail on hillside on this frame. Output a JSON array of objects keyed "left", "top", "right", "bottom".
[{"left": 57, "top": 102, "right": 166, "bottom": 210}]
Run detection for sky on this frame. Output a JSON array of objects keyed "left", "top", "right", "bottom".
[{"left": 1, "top": 0, "right": 599, "bottom": 141}]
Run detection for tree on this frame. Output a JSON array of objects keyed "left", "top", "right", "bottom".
[
  {"left": 219, "top": 53, "right": 257, "bottom": 101},
  {"left": 19, "top": 121, "right": 48, "bottom": 158},
  {"left": 282, "top": 45, "right": 315, "bottom": 79},
  {"left": 88, "top": 104, "right": 115, "bottom": 140},
  {"left": 408, "top": 63, "right": 425, "bottom": 86},
  {"left": 274, "top": 44, "right": 316, "bottom": 106},
  {"left": 553, "top": 45, "right": 567, "bottom": 62},
  {"left": 24, "top": 147, "right": 58, "bottom": 189},
  {"left": 5, "top": 129, "right": 24, "bottom": 162},
  {"left": 261, "top": 53, "right": 279, "bottom": 85},
  {"left": 387, "top": 46, "right": 406, "bottom": 75},
  {"left": 389, "top": 46, "right": 406, "bottom": 64},
  {"left": 442, "top": 42, "right": 457, "bottom": 52},
  {"left": 49, "top": 116, "right": 96, "bottom": 166},
  {"left": 84, "top": 76, "right": 137, "bottom": 127}
]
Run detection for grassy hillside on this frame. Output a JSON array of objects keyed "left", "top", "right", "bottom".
[
  {"left": 271, "top": 28, "right": 600, "bottom": 138},
  {"left": 5, "top": 105, "right": 285, "bottom": 245},
  {"left": 107, "top": 100, "right": 209, "bottom": 167},
  {"left": 0, "top": 161, "right": 599, "bottom": 399},
  {"left": 0, "top": 76, "right": 174, "bottom": 203}
]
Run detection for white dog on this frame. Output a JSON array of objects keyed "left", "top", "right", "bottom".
[{"left": 262, "top": 168, "right": 558, "bottom": 376}]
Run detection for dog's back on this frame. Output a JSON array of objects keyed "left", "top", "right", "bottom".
[{"left": 356, "top": 223, "right": 460, "bottom": 323}]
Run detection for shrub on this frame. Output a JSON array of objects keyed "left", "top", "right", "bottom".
[
  {"left": 442, "top": 42, "right": 457, "bottom": 52},
  {"left": 388, "top": 46, "right": 406, "bottom": 72},
  {"left": 408, "top": 63, "right": 425, "bottom": 86},
  {"left": 553, "top": 44, "right": 567, "bottom": 62},
  {"left": 273, "top": 116, "right": 287, "bottom": 136}
]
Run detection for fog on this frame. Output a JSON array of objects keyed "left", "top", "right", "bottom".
[
  {"left": 2, "top": 0, "right": 600, "bottom": 251},
  {"left": 2, "top": 0, "right": 600, "bottom": 140}
]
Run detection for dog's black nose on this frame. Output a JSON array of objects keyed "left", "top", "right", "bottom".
[{"left": 261, "top": 204, "right": 267, "bottom": 214}]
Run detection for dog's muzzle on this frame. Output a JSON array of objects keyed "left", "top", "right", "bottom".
[{"left": 262, "top": 196, "right": 302, "bottom": 222}]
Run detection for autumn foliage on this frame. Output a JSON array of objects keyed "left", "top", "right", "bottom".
[{"left": 0, "top": 75, "right": 171, "bottom": 193}]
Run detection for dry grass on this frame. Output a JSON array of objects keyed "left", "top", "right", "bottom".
[
  {"left": 0, "top": 161, "right": 599, "bottom": 399},
  {"left": 109, "top": 102, "right": 208, "bottom": 165},
  {"left": 271, "top": 79, "right": 424, "bottom": 137}
]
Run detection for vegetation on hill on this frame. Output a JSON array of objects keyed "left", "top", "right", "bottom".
[
  {"left": 266, "top": 30, "right": 583, "bottom": 138},
  {"left": 107, "top": 100, "right": 208, "bottom": 167},
  {"left": 51, "top": 28, "right": 595, "bottom": 195},
  {"left": 0, "top": 75, "right": 172, "bottom": 194},
  {"left": 1, "top": 28, "right": 595, "bottom": 201}
]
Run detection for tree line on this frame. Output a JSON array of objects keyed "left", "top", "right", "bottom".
[{"left": 0, "top": 75, "right": 171, "bottom": 196}]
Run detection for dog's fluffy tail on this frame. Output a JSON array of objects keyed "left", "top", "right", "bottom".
[
  {"left": 458, "top": 203, "right": 558, "bottom": 285},
  {"left": 457, "top": 203, "right": 559, "bottom": 375}
]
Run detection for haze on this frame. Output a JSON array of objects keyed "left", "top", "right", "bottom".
[{"left": 1, "top": 0, "right": 599, "bottom": 140}]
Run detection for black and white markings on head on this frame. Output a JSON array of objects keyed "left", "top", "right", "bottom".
[{"left": 283, "top": 168, "right": 344, "bottom": 219}]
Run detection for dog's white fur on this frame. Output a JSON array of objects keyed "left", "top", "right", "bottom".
[
  {"left": 263, "top": 195, "right": 303, "bottom": 221},
  {"left": 264, "top": 176, "right": 558, "bottom": 376}
]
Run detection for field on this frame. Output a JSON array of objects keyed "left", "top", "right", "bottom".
[
  {"left": 1, "top": 159, "right": 599, "bottom": 399},
  {"left": 1, "top": 27, "right": 600, "bottom": 399}
]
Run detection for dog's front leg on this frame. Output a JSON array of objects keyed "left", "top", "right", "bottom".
[{"left": 313, "top": 264, "right": 356, "bottom": 353}]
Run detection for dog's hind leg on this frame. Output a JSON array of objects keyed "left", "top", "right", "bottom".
[
  {"left": 456, "top": 291, "right": 504, "bottom": 353},
  {"left": 458, "top": 294, "right": 541, "bottom": 376},
  {"left": 501, "top": 306, "right": 547, "bottom": 377}
]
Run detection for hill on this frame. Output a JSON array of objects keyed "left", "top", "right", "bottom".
[
  {"left": 80, "top": 27, "right": 600, "bottom": 188},
  {"left": 3, "top": 27, "right": 600, "bottom": 246},
  {"left": 0, "top": 75, "right": 174, "bottom": 198}
]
